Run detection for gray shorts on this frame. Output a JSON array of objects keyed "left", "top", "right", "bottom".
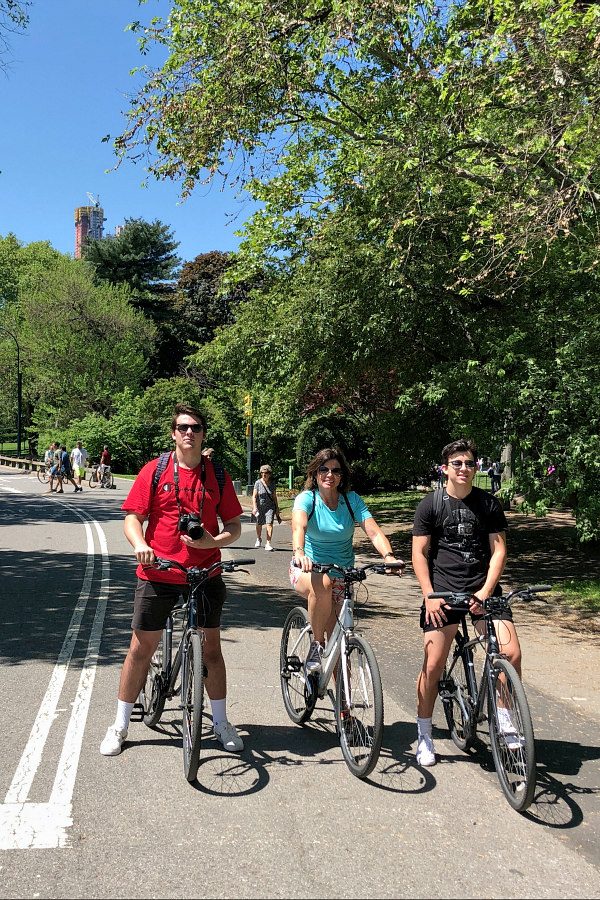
[
  {"left": 132, "top": 576, "right": 227, "bottom": 631},
  {"left": 256, "top": 506, "right": 275, "bottom": 525}
]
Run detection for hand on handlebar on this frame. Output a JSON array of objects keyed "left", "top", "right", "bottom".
[
  {"left": 383, "top": 557, "right": 405, "bottom": 576},
  {"left": 469, "top": 591, "right": 486, "bottom": 616},
  {"left": 134, "top": 543, "right": 155, "bottom": 566},
  {"left": 424, "top": 595, "right": 449, "bottom": 627}
]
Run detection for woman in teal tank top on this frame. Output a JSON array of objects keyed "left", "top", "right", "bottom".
[{"left": 290, "top": 447, "right": 403, "bottom": 674}]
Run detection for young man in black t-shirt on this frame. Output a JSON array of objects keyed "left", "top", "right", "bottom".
[{"left": 411, "top": 438, "right": 521, "bottom": 767}]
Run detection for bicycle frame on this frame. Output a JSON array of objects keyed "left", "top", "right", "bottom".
[{"left": 285, "top": 577, "right": 354, "bottom": 701}]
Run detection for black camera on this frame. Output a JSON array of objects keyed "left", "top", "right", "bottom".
[{"left": 178, "top": 513, "right": 204, "bottom": 541}]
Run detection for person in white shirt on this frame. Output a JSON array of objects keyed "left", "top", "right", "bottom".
[{"left": 70, "top": 441, "right": 89, "bottom": 489}]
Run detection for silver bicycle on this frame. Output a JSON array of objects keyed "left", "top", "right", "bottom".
[{"left": 280, "top": 559, "right": 404, "bottom": 778}]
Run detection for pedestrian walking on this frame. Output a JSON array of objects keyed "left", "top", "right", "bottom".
[{"left": 252, "top": 464, "right": 281, "bottom": 551}]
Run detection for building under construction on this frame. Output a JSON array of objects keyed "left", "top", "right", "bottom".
[{"left": 74, "top": 196, "right": 105, "bottom": 258}]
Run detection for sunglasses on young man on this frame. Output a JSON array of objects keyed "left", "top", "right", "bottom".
[
  {"left": 175, "top": 423, "right": 203, "bottom": 434},
  {"left": 447, "top": 459, "right": 476, "bottom": 470}
]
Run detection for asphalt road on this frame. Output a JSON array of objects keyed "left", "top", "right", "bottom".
[{"left": 1, "top": 466, "right": 599, "bottom": 899}]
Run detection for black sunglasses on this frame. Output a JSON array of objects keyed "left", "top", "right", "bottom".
[
  {"left": 317, "top": 465, "right": 342, "bottom": 475},
  {"left": 175, "top": 423, "right": 203, "bottom": 434},
  {"left": 448, "top": 459, "right": 476, "bottom": 469}
]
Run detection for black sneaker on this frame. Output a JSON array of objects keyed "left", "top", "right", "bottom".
[{"left": 305, "top": 640, "right": 323, "bottom": 675}]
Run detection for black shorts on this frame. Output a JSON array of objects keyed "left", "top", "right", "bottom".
[
  {"left": 420, "top": 603, "right": 514, "bottom": 633},
  {"left": 132, "top": 576, "right": 227, "bottom": 631}
]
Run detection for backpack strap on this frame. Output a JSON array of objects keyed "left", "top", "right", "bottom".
[
  {"left": 151, "top": 450, "right": 225, "bottom": 500},
  {"left": 433, "top": 487, "right": 449, "bottom": 529},
  {"left": 306, "top": 489, "right": 356, "bottom": 524},
  {"left": 151, "top": 451, "right": 172, "bottom": 494}
]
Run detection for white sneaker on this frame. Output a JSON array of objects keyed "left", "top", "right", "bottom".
[
  {"left": 265, "top": 541, "right": 274, "bottom": 551},
  {"left": 214, "top": 720, "right": 244, "bottom": 752},
  {"left": 100, "top": 725, "right": 128, "bottom": 756},
  {"left": 254, "top": 538, "right": 261, "bottom": 548},
  {"left": 416, "top": 733, "right": 436, "bottom": 766}
]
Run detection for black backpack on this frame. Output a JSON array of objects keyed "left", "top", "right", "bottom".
[
  {"left": 306, "top": 488, "right": 357, "bottom": 524},
  {"left": 151, "top": 451, "right": 226, "bottom": 499}
]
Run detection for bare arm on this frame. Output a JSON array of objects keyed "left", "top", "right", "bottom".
[
  {"left": 412, "top": 533, "right": 448, "bottom": 627},
  {"left": 291, "top": 508, "right": 312, "bottom": 572},
  {"left": 361, "top": 517, "right": 403, "bottom": 573},
  {"left": 123, "top": 512, "right": 155, "bottom": 566},
  {"left": 472, "top": 531, "right": 507, "bottom": 604}
]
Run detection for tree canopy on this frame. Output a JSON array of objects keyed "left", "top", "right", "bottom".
[{"left": 114, "top": 0, "right": 600, "bottom": 538}]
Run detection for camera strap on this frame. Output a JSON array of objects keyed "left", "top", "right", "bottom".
[{"left": 172, "top": 452, "right": 206, "bottom": 520}]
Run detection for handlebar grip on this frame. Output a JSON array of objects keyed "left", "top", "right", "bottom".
[
  {"left": 529, "top": 584, "right": 551, "bottom": 592},
  {"left": 231, "top": 558, "right": 256, "bottom": 566}
]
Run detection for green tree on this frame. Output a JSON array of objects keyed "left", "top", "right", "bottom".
[
  {"left": 0, "top": 1, "right": 30, "bottom": 65},
  {"left": 84, "top": 217, "right": 181, "bottom": 377},
  {"left": 117, "top": 1, "right": 600, "bottom": 536},
  {"left": 177, "top": 251, "right": 248, "bottom": 348}
]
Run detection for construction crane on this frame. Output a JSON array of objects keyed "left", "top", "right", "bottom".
[{"left": 86, "top": 192, "right": 100, "bottom": 208}]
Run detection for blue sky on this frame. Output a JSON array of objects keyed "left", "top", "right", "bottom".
[{"left": 0, "top": 1, "right": 253, "bottom": 264}]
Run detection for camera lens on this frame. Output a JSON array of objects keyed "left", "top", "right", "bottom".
[{"left": 187, "top": 520, "right": 204, "bottom": 541}]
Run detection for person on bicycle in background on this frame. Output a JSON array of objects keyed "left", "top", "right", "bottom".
[
  {"left": 411, "top": 437, "right": 519, "bottom": 767},
  {"left": 290, "top": 447, "right": 403, "bottom": 675},
  {"left": 100, "top": 403, "right": 244, "bottom": 757},
  {"left": 97, "top": 445, "right": 112, "bottom": 485}
]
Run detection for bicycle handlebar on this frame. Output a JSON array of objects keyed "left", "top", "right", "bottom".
[
  {"left": 293, "top": 559, "right": 405, "bottom": 578},
  {"left": 428, "top": 584, "right": 551, "bottom": 611},
  {"left": 149, "top": 556, "right": 256, "bottom": 576}
]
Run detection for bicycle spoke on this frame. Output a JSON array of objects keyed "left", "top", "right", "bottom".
[{"left": 336, "top": 635, "right": 383, "bottom": 778}]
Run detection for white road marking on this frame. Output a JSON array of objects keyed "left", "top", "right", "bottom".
[{"left": 0, "top": 504, "right": 110, "bottom": 850}]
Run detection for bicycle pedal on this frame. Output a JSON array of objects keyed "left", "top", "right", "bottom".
[{"left": 130, "top": 702, "right": 145, "bottom": 722}]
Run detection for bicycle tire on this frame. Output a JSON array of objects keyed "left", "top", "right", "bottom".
[
  {"left": 488, "top": 657, "right": 536, "bottom": 812},
  {"left": 37, "top": 468, "right": 49, "bottom": 484},
  {"left": 279, "top": 606, "right": 316, "bottom": 725},
  {"left": 104, "top": 472, "right": 115, "bottom": 489},
  {"left": 88, "top": 473, "right": 100, "bottom": 489},
  {"left": 182, "top": 631, "right": 204, "bottom": 783},
  {"left": 140, "top": 631, "right": 167, "bottom": 728},
  {"left": 335, "top": 634, "right": 384, "bottom": 779},
  {"left": 440, "top": 651, "right": 474, "bottom": 752}
]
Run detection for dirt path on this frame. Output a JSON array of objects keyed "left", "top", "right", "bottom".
[{"left": 355, "top": 504, "right": 600, "bottom": 722}]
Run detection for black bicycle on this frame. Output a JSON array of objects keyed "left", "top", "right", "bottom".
[
  {"left": 432, "top": 584, "right": 550, "bottom": 812},
  {"left": 280, "top": 559, "right": 404, "bottom": 778},
  {"left": 137, "top": 556, "right": 255, "bottom": 782}
]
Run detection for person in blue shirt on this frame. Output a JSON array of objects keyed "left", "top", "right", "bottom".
[{"left": 290, "top": 447, "right": 403, "bottom": 674}]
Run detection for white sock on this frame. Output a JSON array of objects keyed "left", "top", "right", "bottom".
[
  {"left": 417, "top": 716, "right": 432, "bottom": 739},
  {"left": 115, "top": 700, "right": 134, "bottom": 733},
  {"left": 210, "top": 698, "right": 227, "bottom": 727}
]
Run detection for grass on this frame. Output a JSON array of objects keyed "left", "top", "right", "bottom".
[{"left": 551, "top": 578, "right": 600, "bottom": 614}]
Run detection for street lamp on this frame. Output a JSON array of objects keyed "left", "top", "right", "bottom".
[{"left": 0, "top": 326, "right": 22, "bottom": 457}]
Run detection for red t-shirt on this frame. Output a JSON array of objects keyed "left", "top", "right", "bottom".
[
  {"left": 122, "top": 454, "right": 243, "bottom": 584},
  {"left": 101, "top": 450, "right": 112, "bottom": 466}
]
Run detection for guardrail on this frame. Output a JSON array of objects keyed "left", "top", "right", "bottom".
[{"left": 0, "top": 454, "right": 45, "bottom": 473}]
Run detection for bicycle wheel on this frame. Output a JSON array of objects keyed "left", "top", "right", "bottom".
[
  {"left": 37, "top": 468, "right": 49, "bottom": 484},
  {"left": 488, "top": 657, "right": 536, "bottom": 812},
  {"left": 88, "top": 472, "right": 99, "bottom": 489},
  {"left": 335, "top": 634, "right": 384, "bottom": 779},
  {"left": 440, "top": 652, "right": 474, "bottom": 752},
  {"left": 279, "top": 606, "right": 316, "bottom": 725},
  {"left": 103, "top": 472, "right": 115, "bottom": 489},
  {"left": 140, "top": 631, "right": 167, "bottom": 728},
  {"left": 182, "top": 631, "right": 204, "bottom": 783}
]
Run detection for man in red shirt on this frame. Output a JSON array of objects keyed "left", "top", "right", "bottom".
[{"left": 100, "top": 403, "right": 244, "bottom": 757}]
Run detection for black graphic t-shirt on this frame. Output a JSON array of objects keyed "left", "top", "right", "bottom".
[{"left": 412, "top": 487, "right": 508, "bottom": 593}]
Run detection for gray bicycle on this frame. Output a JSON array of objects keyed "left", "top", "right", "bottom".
[{"left": 280, "top": 559, "right": 404, "bottom": 779}]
